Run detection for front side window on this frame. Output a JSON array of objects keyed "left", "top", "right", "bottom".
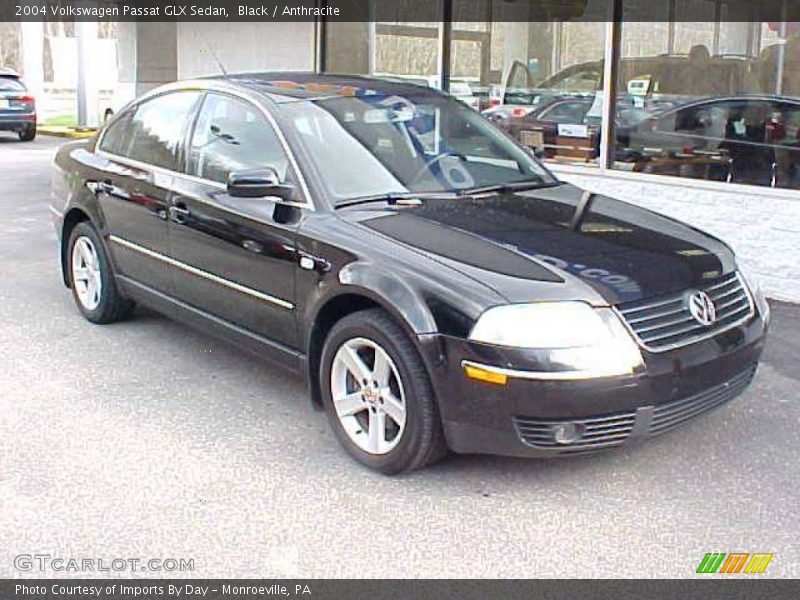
[
  {"left": 282, "top": 92, "right": 555, "bottom": 203},
  {"left": 187, "top": 93, "right": 289, "bottom": 185},
  {"left": 125, "top": 91, "right": 201, "bottom": 170}
]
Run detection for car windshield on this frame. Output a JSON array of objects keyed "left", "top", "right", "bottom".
[
  {"left": 0, "top": 77, "right": 25, "bottom": 92},
  {"left": 281, "top": 92, "right": 556, "bottom": 203}
]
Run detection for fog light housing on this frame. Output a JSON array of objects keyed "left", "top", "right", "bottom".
[{"left": 552, "top": 422, "right": 584, "bottom": 445}]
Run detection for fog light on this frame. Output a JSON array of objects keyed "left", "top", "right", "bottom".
[{"left": 552, "top": 422, "right": 583, "bottom": 445}]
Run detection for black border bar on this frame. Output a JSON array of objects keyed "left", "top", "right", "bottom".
[
  {"left": 3, "top": 579, "right": 800, "bottom": 600},
  {"left": 3, "top": 0, "right": 800, "bottom": 22}
]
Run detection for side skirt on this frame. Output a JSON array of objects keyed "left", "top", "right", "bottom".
[{"left": 116, "top": 275, "right": 307, "bottom": 378}]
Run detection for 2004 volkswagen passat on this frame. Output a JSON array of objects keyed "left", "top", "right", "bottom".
[{"left": 51, "top": 73, "right": 770, "bottom": 474}]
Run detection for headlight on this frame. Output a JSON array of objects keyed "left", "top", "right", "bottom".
[
  {"left": 738, "top": 262, "right": 770, "bottom": 324},
  {"left": 468, "top": 302, "right": 643, "bottom": 379},
  {"left": 471, "top": 302, "right": 607, "bottom": 348}
]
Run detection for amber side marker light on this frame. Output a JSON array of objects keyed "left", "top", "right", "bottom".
[{"left": 463, "top": 363, "right": 507, "bottom": 385}]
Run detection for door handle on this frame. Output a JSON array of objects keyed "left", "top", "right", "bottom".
[
  {"left": 169, "top": 202, "right": 191, "bottom": 224},
  {"left": 299, "top": 252, "right": 331, "bottom": 273},
  {"left": 90, "top": 180, "right": 115, "bottom": 195}
]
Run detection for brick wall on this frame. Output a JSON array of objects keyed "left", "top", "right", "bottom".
[{"left": 552, "top": 168, "right": 800, "bottom": 303}]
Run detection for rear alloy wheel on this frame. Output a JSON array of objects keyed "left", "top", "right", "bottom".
[
  {"left": 18, "top": 124, "right": 36, "bottom": 142},
  {"left": 321, "top": 309, "right": 447, "bottom": 474},
  {"left": 67, "top": 222, "right": 134, "bottom": 324},
  {"left": 71, "top": 236, "right": 103, "bottom": 311}
]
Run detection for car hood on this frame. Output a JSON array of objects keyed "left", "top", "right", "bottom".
[{"left": 356, "top": 183, "right": 735, "bottom": 305}]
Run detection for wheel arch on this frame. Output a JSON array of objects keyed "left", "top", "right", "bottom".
[
  {"left": 60, "top": 207, "right": 92, "bottom": 287},
  {"left": 305, "top": 284, "right": 438, "bottom": 411}
]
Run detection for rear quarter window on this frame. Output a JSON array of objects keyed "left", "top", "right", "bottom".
[{"left": 98, "top": 111, "right": 133, "bottom": 156}]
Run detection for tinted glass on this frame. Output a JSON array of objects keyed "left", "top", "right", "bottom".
[
  {"left": 0, "top": 77, "right": 25, "bottom": 92},
  {"left": 187, "top": 93, "right": 289, "bottom": 185},
  {"left": 125, "top": 92, "right": 200, "bottom": 170},
  {"left": 98, "top": 111, "right": 132, "bottom": 156}
]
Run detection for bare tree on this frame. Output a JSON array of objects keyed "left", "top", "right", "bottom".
[{"left": 0, "top": 22, "right": 22, "bottom": 72}]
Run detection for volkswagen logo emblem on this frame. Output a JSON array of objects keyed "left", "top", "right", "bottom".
[{"left": 687, "top": 291, "right": 717, "bottom": 326}]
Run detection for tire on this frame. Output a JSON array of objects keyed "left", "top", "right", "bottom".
[
  {"left": 67, "top": 221, "right": 134, "bottom": 324},
  {"left": 320, "top": 308, "right": 447, "bottom": 474},
  {"left": 18, "top": 124, "right": 36, "bottom": 142}
]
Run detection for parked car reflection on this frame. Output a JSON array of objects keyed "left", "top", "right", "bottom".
[
  {"left": 620, "top": 95, "right": 800, "bottom": 189},
  {"left": 486, "top": 96, "right": 651, "bottom": 163}
]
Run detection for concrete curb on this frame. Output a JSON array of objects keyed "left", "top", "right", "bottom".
[{"left": 39, "top": 126, "right": 97, "bottom": 139}]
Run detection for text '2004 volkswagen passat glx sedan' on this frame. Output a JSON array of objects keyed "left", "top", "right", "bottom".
[{"left": 51, "top": 73, "right": 770, "bottom": 474}]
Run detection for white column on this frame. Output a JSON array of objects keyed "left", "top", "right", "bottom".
[
  {"left": 76, "top": 20, "right": 99, "bottom": 127},
  {"left": 20, "top": 22, "right": 44, "bottom": 101}
]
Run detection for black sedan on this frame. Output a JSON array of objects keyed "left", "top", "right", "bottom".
[
  {"left": 51, "top": 73, "right": 770, "bottom": 474},
  {"left": 0, "top": 69, "right": 36, "bottom": 141}
]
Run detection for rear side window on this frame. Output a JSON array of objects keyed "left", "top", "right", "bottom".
[
  {"left": 125, "top": 91, "right": 201, "bottom": 170},
  {"left": 187, "top": 93, "right": 290, "bottom": 185},
  {"left": 0, "top": 77, "right": 25, "bottom": 92}
]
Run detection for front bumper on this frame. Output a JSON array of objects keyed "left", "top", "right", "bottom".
[{"left": 419, "top": 308, "right": 768, "bottom": 458}]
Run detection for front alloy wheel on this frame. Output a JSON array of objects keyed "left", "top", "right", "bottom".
[
  {"left": 320, "top": 308, "right": 447, "bottom": 474},
  {"left": 330, "top": 337, "right": 407, "bottom": 455}
]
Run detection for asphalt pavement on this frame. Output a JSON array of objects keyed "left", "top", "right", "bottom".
[{"left": 1, "top": 134, "right": 798, "bottom": 578}]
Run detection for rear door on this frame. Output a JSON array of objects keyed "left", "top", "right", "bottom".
[
  {"left": 166, "top": 91, "right": 304, "bottom": 349},
  {"left": 94, "top": 90, "right": 202, "bottom": 293}
]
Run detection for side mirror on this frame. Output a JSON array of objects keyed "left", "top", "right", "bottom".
[{"left": 227, "top": 168, "right": 294, "bottom": 201}]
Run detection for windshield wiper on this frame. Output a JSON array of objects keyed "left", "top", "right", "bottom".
[
  {"left": 334, "top": 191, "right": 459, "bottom": 209},
  {"left": 458, "top": 179, "right": 564, "bottom": 196}
]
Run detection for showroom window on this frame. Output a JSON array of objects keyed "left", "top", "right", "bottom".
[
  {"left": 613, "top": 0, "right": 800, "bottom": 190},
  {"left": 322, "top": 0, "right": 445, "bottom": 88},
  {"left": 446, "top": 0, "right": 610, "bottom": 166},
  {"left": 322, "top": 0, "right": 800, "bottom": 190}
]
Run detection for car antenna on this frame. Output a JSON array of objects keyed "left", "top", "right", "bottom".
[{"left": 191, "top": 27, "right": 228, "bottom": 77}]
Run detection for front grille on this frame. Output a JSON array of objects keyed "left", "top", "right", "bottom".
[
  {"left": 515, "top": 411, "right": 637, "bottom": 454},
  {"left": 650, "top": 366, "right": 757, "bottom": 435},
  {"left": 617, "top": 272, "right": 754, "bottom": 352}
]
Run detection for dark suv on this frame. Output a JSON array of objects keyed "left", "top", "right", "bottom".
[
  {"left": 50, "top": 74, "right": 770, "bottom": 474},
  {"left": 0, "top": 69, "right": 36, "bottom": 141}
]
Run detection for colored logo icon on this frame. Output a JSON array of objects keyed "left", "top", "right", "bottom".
[{"left": 696, "top": 552, "right": 773, "bottom": 574}]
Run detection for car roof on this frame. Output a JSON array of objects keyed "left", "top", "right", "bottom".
[
  {"left": 0, "top": 67, "right": 21, "bottom": 78},
  {"left": 200, "top": 71, "right": 444, "bottom": 103}
]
